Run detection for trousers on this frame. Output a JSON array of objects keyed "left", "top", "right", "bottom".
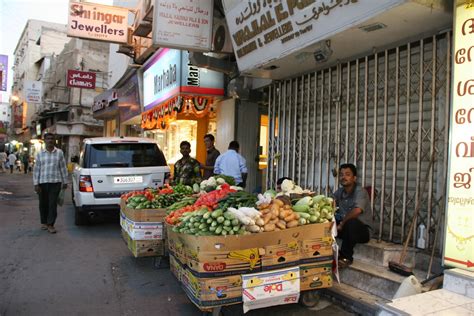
[
  {"left": 338, "top": 218, "right": 370, "bottom": 261},
  {"left": 38, "top": 183, "right": 62, "bottom": 226}
]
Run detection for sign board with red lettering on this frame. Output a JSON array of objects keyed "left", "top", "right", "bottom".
[
  {"left": 443, "top": 0, "right": 474, "bottom": 272},
  {"left": 242, "top": 266, "right": 300, "bottom": 313},
  {"left": 152, "top": 0, "right": 214, "bottom": 51},
  {"left": 67, "top": 70, "right": 96, "bottom": 89},
  {"left": 68, "top": 1, "right": 129, "bottom": 44}
]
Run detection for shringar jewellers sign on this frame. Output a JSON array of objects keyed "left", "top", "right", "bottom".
[
  {"left": 68, "top": 1, "right": 129, "bottom": 44},
  {"left": 223, "top": 0, "right": 403, "bottom": 72}
]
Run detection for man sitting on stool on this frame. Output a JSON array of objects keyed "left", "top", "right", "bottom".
[{"left": 333, "top": 163, "right": 372, "bottom": 268}]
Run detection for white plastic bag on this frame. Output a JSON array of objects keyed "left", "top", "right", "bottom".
[{"left": 57, "top": 189, "right": 65, "bottom": 206}]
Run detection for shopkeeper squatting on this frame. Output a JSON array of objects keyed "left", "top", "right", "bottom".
[{"left": 333, "top": 163, "right": 372, "bottom": 267}]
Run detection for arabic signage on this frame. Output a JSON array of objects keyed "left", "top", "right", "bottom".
[
  {"left": 223, "top": 0, "right": 404, "bottom": 72},
  {"left": 153, "top": 0, "right": 214, "bottom": 51},
  {"left": 67, "top": 70, "right": 96, "bottom": 89},
  {"left": 443, "top": 0, "right": 474, "bottom": 271},
  {"left": 143, "top": 48, "right": 224, "bottom": 111},
  {"left": 68, "top": 1, "right": 129, "bottom": 44},
  {"left": 0, "top": 55, "right": 7, "bottom": 92},
  {"left": 242, "top": 266, "right": 300, "bottom": 313},
  {"left": 93, "top": 89, "right": 118, "bottom": 113},
  {"left": 25, "top": 81, "right": 43, "bottom": 103}
]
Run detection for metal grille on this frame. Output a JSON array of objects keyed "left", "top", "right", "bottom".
[{"left": 267, "top": 32, "right": 451, "bottom": 247}]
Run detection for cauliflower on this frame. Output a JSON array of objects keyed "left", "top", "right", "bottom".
[
  {"left": 281, "top": 179, "right": 295, "bottom": 192},
  {"left": 216, "top": 177, "right": 225, "bottom": 185}
]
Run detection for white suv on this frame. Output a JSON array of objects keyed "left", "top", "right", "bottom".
[{"left": 71, "top": 137, "right": 170, "bottom": 225}]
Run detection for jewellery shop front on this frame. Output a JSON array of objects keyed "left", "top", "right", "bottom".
[{"left": 141, "top": 48, "right": 225, "bottom": 167}]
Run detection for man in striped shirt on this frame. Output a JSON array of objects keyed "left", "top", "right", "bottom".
[{"left": 33, "top": 133, "right": 68, "bottom": 234}]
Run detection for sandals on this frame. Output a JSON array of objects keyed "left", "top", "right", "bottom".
[{"left": 338, "top": 257, "right": 353, "bottom": 269}]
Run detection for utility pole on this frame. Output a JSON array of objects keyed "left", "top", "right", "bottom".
[{"left": 79, "top": 57, "right": 85, "bottom": 106}]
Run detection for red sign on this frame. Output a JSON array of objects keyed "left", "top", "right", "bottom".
[
  {"left": 67, "top": 70, "right": 96, "bottom": 89},
  {"left": 203, "top": 262, "right": 226, "bottom": 272}
]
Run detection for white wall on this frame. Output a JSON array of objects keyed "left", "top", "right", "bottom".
[{"left": 215, "top": 98, "right": 235, "bottom": 153}]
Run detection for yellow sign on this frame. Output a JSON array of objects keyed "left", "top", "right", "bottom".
[{"left": 443, "top": 0, "right": 474, "bottom": 271}]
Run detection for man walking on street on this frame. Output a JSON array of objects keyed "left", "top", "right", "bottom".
[
  {"left": 201, "top": 134, "right": 220, "bottom": 180},
  {"left": 214, "top": 141, "right": 248, "bottom": 188},
  {"left": 8, "top": 152, "right": 16, "bottom": 174},
  {"left": 333, "top": 163, "right": 372, "bottom": 268},
  {"left": 33, "top": 133, "right": 68, "bottom": 234}
]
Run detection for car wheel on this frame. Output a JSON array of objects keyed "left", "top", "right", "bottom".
[
  {"left": 74, "top": 207, "right": 89, "bottom": 226},
  {"left": 299, "top": 290, "right": 321, "bottom": 308}
]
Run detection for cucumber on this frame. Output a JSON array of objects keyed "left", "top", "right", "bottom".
[
  {"left": 231, "top": 219, "right": 240, "bottom": 226},
  {"left": 198, "top": 223, "right": 207, "bottom": 230},
  {"left": 223, "top": 220, "right": 231, "bottom": 227},
  {"left": 217, "top": 216, "right": 225, "bottom": 224},
  {"left": 209, "top": 226, "right": 216, "bottom": 232},
  {"left": 215, "top": 226, "right": 223, "bottom": 235},
  {"left": 221, "top": 229, "right": 228, "bottom": 236},
  {"left": 223, "top": 212, "right": 235, "bottom": 220},
  {"left": 211, "top": 209, "right": 223, "bottom": 218},
  {"left": 206, "top": 218, "right": 213, "bottom": 224},
  {"left": 297, "top": 212, "right": 311, "bottom": 219},
  {"left": 232, "top": 225, "right": 240, "bottom": 232},
  {"left": 203, "top": 212, "right": 211, "bottom": 219},
  {"left": 309, "top": 215, "right": 318, "bottom": 223},
  {"left": 223, "top": 226, "right": 232, "bottom": 232},
  {"left": 211, "top": 221, "right": 218, "bottom": 227}
]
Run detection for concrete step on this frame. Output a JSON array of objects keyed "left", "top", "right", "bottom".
[
  {"left": 352, "top": 239, "right": 417, "bottom": 268},
  {"left": 321, "top": 282, "right": 389, "bottom": 315}
]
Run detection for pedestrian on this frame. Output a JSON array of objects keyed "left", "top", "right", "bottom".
[
  {"left": 0, "top": 151, "right": 6, "bottom": 173},
  {"left": 33, "top": 133, "right": 68, "bottom": 234},
  {"left": 8, "top": 152, "right": 17, "bottom": 174},
  {"left": 173, "top": 141, "right": 202, "bottom": 185},
  {"left": 22, "top": 153, "right": 29, "bottom": 174},
  {"left": 201, "top": 134, "right": 220, "bottom": 180},
  {"left": 214, "top": 141, "right": 248, "bottom": 188},
  {"left": 333, "top": 163, "right": 372, "bottom": 268}
]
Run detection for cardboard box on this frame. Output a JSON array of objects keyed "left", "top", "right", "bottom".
[
  {"left": 242, "top": 266, "right": 300, "bottom": 313},
  {"left": 299, "top": 235, "right": 334, "bottom": 264},
  {"left": 170, "top": 254, "right": 185, "bottom": 282},
  {"left": 120, "top": 212, "right": 164, "bottom": 240},
  {"left": 121, "top": 198, "right": 168, "bottom": 222},
  {"left": 166, "top": 221, "right": 333, "bottom": 277},
  {"left": 299, "top": 261, "right": 333, "bottom": 291},
  {"left": 181, "top": 267, "right": 243, "bottom": 308},
  {"left": 121, "top": 229, "right": 165, "bottom": 257},
  {"left": 261, "top": 241, "right": 300, "bottom": 271}
]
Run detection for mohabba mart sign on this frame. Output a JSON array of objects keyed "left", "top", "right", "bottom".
[
  {"left": 67, "top": 70, "right": 96, "bottom": 89},
  {"left": 67, "top": 1, "right": 129, "bottom": 44}
]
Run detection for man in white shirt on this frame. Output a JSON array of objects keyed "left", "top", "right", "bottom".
[
  {"left": 8, "top": 152, "right": 16, "bottom": 174},
  {"left": 214, "top": 141, "right": 248, "bottom": 187},
  {"left": 33, "top": 133, "right": 68, "bottom": 234},
  {"left": 0, "top": 151, "right": 7, "bottom": 172}
]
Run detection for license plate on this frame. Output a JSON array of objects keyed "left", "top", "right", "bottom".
[{"left": 114, "top": 176, "right": 143, "bottom": 184}]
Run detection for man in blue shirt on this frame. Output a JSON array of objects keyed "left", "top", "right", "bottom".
[
  {"left": 214, "top": 141, "right": 248, "bottom": 187},
  {"left": 333, "top": 163, "right": 372, "bottom": 268}
]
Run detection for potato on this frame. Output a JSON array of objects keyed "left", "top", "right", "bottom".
[
  {"left": 246, "top": 225, "right": 261, "bottom": 233},
  {"left": 258, "top": 203, "right": 270, "bottom": 210},
  {"left": 263, "top": 212, "right": 273, "bottom": 224},
  {"left": 269, "top": 218, "right": 279, "bottom": 225},
  {"left": 255, "top": 218, "right": 265, "bottom": 227},
  {"left": 264, "top": 223, "right": 276, "bottom": 232},
  {"left": 276, "top": 220, "right": 286, "bottom": 230},
  {"left": 279, "top": 210, "right": 292, "bottom": 219},
  {"left": 284, "top": 213, "right": 297, "bottom": 222},
  {"left": 283, "top": 205, "right": 292, "bottom": 210},
  {"left": 286, "top": 220, "right": 298, "bottom": 228},
  {"left": 261, "top": 208, "right": 271, "bottom": 214},
  {"left": 273, "top": 199, "right": 284, "bottom": 206}
]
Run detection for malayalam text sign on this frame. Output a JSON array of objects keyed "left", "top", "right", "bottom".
[
  {"left": 67, "top": 70, "right": 96, "bottom": 89},
  {"left": 68, "top": 1, "right": 129, "bottom": 44},
  {"left": 443, "top": 0, "right": 474, "bottom": 271},
  {"left": 153, "top": 0, "right": 214, "bottom": 51},
  {"left": 224, "top": 0, "right": 403, "bottom": 72}
]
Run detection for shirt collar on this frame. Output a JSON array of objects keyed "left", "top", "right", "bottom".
[{"left": 42, "top": 147, "right": 58, "bottom": 153}]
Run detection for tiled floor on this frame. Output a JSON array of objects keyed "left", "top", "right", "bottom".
[{"left": 381, "top": 289, "right": 474, "bottom": 315}]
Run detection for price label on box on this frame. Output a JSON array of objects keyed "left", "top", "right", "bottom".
[{"left": 242, "top": 266, "right": 300, "bottom": 313}]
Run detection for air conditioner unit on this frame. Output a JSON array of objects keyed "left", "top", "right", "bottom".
[{"left": 212, "top": 18, "right": 233, "bottom": 54}]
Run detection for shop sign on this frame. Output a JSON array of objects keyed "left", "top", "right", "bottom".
[
  {"left": 443, "top": 0, "right": 474, "bottom": 271},
  {"left": 118, "top": 74, "right": 142, "bottom": 122},
  {"left": 242, "top": 266, "right": 300, "bottom": 313},
  {"left": 0, "top": 54, "right": 7, "bottom": 91},
  {"left": 223, "top": 0, "right": 403, "bottom": 72},
  {"left": 153, "top": 0, "right": 214, "bottom": 51},
  {"left": 93, "top": 89, "right": 118, "bottom": 112},
  {"left": 143, "top": 48, "right": 224, "bottom": 111},
  {"left": 68, "top": 1, "right": 129, "bottom": 44},
  {"left": 25, "top": 81, "right": 43, "bottom": 103},
  {"left": 67, "top": 70, "right": 96, "bottom": 89}
]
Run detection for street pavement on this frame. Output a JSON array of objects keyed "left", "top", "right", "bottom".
[{"left": 0, "top": 171, "right": 352, "bottom": 316}]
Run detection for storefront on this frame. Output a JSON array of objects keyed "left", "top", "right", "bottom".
[
  {"left": 141, "top": 48, "right": 225, "bottom": 166},
  {"left": 223, "top": 0, "right": 454, "bottom": 246},
  {"left": 93, "top": 89, "right": 119, "bottom": 136}
]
